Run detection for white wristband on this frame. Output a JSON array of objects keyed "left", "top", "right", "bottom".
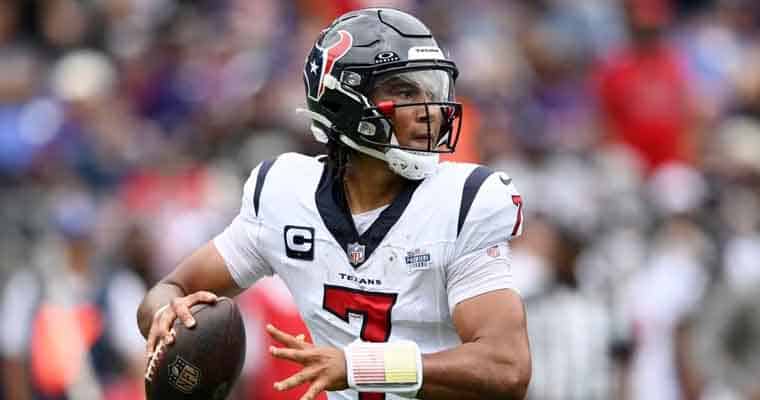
[{"left": 345, "top": 339, "right": 423, "bottom": 398}]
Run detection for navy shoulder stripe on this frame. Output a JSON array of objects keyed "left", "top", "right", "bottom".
[
  {"left": 253, "top": 158, "right": 276, "bottom": 216},
  {"left": 457, "top": 166, "right": 495, "bottom": 237}
]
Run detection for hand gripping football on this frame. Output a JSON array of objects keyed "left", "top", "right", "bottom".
[{"left": 145, "top": 297, "right": 246, "bottom": 400}]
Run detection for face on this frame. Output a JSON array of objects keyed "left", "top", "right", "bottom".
[{"left": 369, "top": 70, "right": 451, "bottom": 151}]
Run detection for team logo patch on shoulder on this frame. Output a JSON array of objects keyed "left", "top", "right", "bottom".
[
  {"left": 405, "top": 248, "right": 432, "bottom": 272},
  {"left": 168, "top": 356, "right": 201, "bottom": 394}
]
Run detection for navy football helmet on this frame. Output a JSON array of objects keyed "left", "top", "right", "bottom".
[{"left": 298, "top": 8, "right": 463, "bottom": 180}]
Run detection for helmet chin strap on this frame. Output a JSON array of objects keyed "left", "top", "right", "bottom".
[{"left": 339, "top": 133, "right": 439, "bottom": 180}]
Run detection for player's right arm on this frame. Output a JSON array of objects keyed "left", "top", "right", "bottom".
[
  {"left": 136, "top": 241, "right": 242, "bottom": 353},
  {"left": 137, "top": 161, "right": 276, "bottom": 354}
]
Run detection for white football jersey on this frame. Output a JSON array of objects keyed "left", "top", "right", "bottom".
[{"left": 214, "top": 153, "right": 524, "bottom": 400}]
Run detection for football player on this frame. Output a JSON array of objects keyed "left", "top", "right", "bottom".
[{"left": 138, "top": 8, "right": 530, "bottom": 400}]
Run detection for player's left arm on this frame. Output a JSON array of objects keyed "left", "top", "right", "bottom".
[
  {"left": 418, "top": 289, "right": 530, "bottom": 399},
  {"left": 417, "top": 170, "right": 530, "bottom": 399}
]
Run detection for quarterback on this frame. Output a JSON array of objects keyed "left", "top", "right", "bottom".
[{"left": 138, "top": 8, "right": 531, "bottom": 400}]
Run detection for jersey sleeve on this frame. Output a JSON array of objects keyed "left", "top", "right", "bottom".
[
  {"left": 456, "top": 171, "right": 524, "bottom": 255},
  {"left": 213, "top": 163, "right": 275, "bottom": 288},
  {"left": 446, "top": 171, "right": 524, "bottom": 314},
  {"left": 445, "top": 242, "right": 515, "bottom": 315}
]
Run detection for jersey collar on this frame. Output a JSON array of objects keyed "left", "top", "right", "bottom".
[{"left": 316, "top": 165, "right": 421, "bottom": 268}]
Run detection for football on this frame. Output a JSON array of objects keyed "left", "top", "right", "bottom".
[{"left": 145, "top": 297, "right": 246, "bottom": 400}]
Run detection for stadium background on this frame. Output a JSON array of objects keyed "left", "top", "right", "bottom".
[{"left": 1, "top": 0, "right": 759, "bottom": 399}]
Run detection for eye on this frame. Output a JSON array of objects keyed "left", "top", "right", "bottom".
[
  {"left": 398, "top": 89, "right": 414, "bottom": 99},
  {"left": 388, "top": 83, "right": 420, "bottom": 101}
]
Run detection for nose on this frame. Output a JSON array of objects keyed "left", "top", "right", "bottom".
[
  {"left": 415, "top": 105, "right": 429, "bottom": 123},
  {"left": 414, "top": 103, "right": 438, "bottom": 125}
]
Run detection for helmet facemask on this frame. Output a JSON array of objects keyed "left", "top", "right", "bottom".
[
  {"left": 363, "top": 69, "right": 462, "bottom": 153},
  {"left": 343, "top": 68, "right": 463, "bottom": 179}
]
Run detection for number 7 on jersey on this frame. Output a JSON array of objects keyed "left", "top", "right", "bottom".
[{"left": 323, "top": 285, "right": 398, "bottom": 400}]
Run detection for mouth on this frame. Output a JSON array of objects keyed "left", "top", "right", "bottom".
[
  {"left": 411, "top": 132, "right": 434, "bottom": 142},
  {"left": 407, "top": 135, "right": 433, "bottom": 150}
]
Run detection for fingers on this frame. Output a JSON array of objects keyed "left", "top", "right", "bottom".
[
  {"left": 146, "top": 306, "right": 174, "bottom": 353},
  {"left": 270, "top": 346, "right": 313, "bottom": 363},
  {"left": 268, "top": 343, "right": 346, "bottom": 398},
  {"left": 300, "top": 379, "right": 327, "bottom": 400},
  {"left": 146, "top": 326, "right": 158, "bottom": 355},
  {"left": 173, "top": 291, "right": 218, "bottom": 328},
  {"left": 267, "top": 324, "right": 307, "bottom": 349},
  {"left": 146, "top": 325, "right": 175, "bottom": 373},
  {"left": 145, "top": 292, "right": 218, "bottom": 357},
  {"left": 274, "top": 366, "right": 319, "bottom": 391},
  {"left": 165, "top": 327, "right": 177, "bottom": 345},
  {"left": 145, "top": 334, "right": 158, "bottom": 372},
  {"left": 171, "top": 297, "right": 195, "bottom": 328},
  {"left": 145, "top": 327, "right": 175, "bottom": 378},
  {"left": 158, "top": 305, "right": 179, "bottom": 344},
  {"left": 144, "top": 291, "right": 219, "bottom": 376}
]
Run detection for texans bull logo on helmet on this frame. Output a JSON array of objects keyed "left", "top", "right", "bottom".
[{"left": 304, "top": 30, "right": 353, "bottom": 101}]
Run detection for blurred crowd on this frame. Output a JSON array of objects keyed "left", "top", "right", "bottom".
[{"left": 1, "top": 0, "right": 759, "bottom": 399}]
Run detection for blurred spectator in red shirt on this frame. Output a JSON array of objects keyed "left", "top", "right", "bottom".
[{"left": 595, "top": 0, "right": 701, "bottom": 173}]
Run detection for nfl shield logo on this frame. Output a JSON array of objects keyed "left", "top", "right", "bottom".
[
  {"left": 347, "top": 242, "right": 365, "bottom": 265},
  {"left": 168, "top": 356, "right": 201, "bottom": 394}
]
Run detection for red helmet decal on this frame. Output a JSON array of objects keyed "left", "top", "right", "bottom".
[{"left": 305, "top": 30, "right": 353, "bottom": 101}]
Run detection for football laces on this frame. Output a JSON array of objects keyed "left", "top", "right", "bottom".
[{"left": 144, "top": 336, "right": 169, "bottom": 382}]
